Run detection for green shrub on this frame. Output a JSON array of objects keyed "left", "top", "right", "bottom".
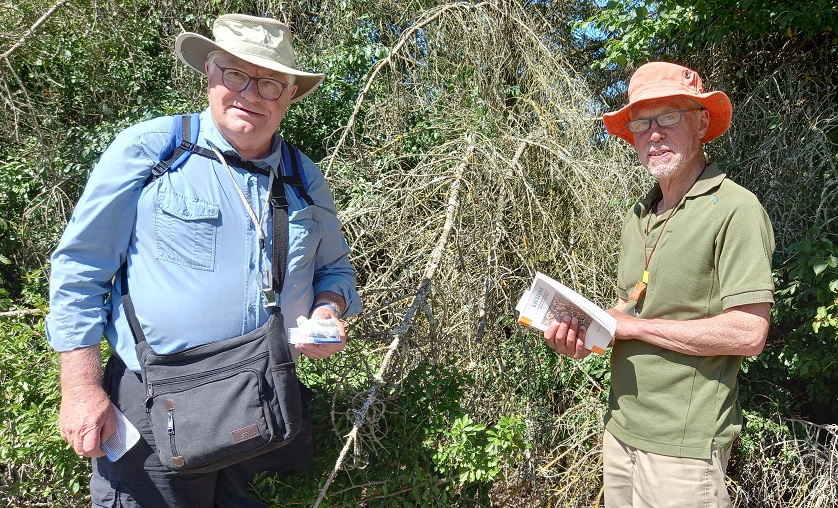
[
  {"left": 252, "top": 358, "right": 533, "bottom": 506},
  {"left": 0, "top": 314, "right": 89, "bottom": 507},
  {"left": 743, "top": 227, "right": 838, "bottom": 420},
  {"left": 732, "top": 410, "right": 837, "bottom": 507},
  {"left": 432, "top": 413, "right": 529, "bottom": 490}
]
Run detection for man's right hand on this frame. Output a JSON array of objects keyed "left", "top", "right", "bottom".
[
  {"left": 544, "top": 315, "right": 590, "bottom": 359},
  {"left": 57, "top": 346, "right": 115, "bottom": 458},
  {"left": 59, "top": 384, "right": 115, "bottom": 458}
]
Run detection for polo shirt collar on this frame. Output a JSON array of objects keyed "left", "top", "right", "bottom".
[{"left": 637, "top": 161, "right": 726, "bottom": 213}]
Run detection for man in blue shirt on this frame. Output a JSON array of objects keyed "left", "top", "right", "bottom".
[{"left": 45, "top": 14, "right": 361, "bottom": 506}]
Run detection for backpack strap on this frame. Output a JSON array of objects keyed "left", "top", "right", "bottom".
[
  {"left": 143, "top": 113, "right": 322, "bottom": 190},
  {"left": 142, "top": 114, "right": 314, "bottom": 208},
  {"left": 143, "top": 114, "right": 200, "bottom": 187},
  {"left": 188, "top": 145, "right": 271, "bottom": 178},
  {"left": 283, "top": 141, "right": 314, "bottom": 206},
  {"left": 143, "top": 113, "right": 271, "bottom": 187}
]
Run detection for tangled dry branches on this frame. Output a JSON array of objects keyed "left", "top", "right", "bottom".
[
  {"left": 318, "top": 1, "right": 642, "bottom": 504},
  {"left": 712, "top": 39, "right": 838, "bottom": 250},
  {"left": 733, "top": 418, "right": 838, "bottom": 507}
]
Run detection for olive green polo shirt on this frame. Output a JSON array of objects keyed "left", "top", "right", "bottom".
[{"left": 605, "top": 162, "right": 775, "bottom": 460}]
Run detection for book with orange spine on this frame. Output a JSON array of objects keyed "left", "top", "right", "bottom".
[{"left": 515, "top": 272, "right": 615, "bottom": 354}]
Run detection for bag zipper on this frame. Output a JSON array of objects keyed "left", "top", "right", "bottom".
[{"left": 146, "top": 351, "right": 269, "bottom": 395}]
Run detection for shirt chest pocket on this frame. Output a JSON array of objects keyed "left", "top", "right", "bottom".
[{"left": 155, "top": 191, "right": 220, "bottom": 271}]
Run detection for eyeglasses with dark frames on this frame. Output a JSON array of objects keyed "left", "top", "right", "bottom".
[
  {"left": 214, "top": 65, "right": 289, "bottom": 101},
  {"left": 625, "top": 108, "right": 704, "bottom": 133}
]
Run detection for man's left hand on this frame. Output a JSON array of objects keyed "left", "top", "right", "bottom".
[
  {"left": 296, "top": 304, "right": 347, "bottom": 359},
  {"left": 544, "top": 315, "right": 590, "bottom": 359}
]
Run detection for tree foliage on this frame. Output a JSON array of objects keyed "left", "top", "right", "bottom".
[
  {"left": 745, "top": 228, "right": 838, "bottom": 421},
  {"left": 0, "top": 314, "right": 89, "bottom": 505},
  {"left": 0, "top": 0, "right": 377, "bottom": 297},
  {"left": 580, "top": 0, "right": 838, "bottom": 69}
]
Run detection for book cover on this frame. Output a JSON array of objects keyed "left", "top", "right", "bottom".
[{"left": 516, "top": 272, "right": 615, "bottom": 354}]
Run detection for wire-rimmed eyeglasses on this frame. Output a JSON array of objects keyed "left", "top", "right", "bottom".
[
  {"left": 625, "top": 108, "right": 704, "bottom": 133},
  {"left": 214, "top": 65, "right": 289, "bottom": 101}
]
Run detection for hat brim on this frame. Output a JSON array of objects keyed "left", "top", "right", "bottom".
[
  {"left": 603, "top": 90, "right": 732, "bottom": 145},
  {"left": 175, "top": 32, "right": 325, "bottom": 103}
]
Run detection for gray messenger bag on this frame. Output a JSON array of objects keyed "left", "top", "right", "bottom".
[{"left": 121, "top": 162, "right": 306, "bottom": 473}]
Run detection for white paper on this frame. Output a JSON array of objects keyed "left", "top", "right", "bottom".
[
  {"left": 100, "top": 404, "right": 141, "bottom": 462},
  {"left": 517, "top": 272, "right": 615, "bottom": 353}
]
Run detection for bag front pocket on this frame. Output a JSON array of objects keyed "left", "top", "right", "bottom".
[
  {"left": 270, "top": 361, "right": 303, "bottom": 439},
  {"left": 145, "top": 359, "right": 273, "bottom": 471}
]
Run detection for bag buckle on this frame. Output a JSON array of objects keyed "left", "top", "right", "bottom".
[{"left": 262, "top": 289, "right": 276, "bottom": 307}]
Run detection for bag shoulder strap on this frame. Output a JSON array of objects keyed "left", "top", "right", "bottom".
[
  {"left": 282, "top": 141, "right": 314, "bottom": 206},
  {"left": 270, "top": 174, "right": 290, "bottom": 294},
  {"left": 120, "top": 267, "right": 146, "bottom": 346}
]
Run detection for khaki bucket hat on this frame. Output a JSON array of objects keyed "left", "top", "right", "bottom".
[
  {"left": 175, "top": 14, "right": 325, "bottom": 103},
  {"left": 603, "top": 61, "right": 732, "bottom": 144}
]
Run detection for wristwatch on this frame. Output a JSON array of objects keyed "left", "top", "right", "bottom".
[{"left": 311, "top": 301, "right": 341, "bottom": 318}]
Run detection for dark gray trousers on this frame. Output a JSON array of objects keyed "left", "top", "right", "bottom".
[{"left": 90, "top": 355, "right": 314, "bottom": 507}]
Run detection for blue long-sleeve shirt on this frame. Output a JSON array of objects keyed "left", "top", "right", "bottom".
[{"left": 46, "top": 108, "right": 361, "bottom": 371}]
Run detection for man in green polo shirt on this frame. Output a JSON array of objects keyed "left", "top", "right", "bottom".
[{"left": 543, "top": 61, "right": 774, "bottom": 507}]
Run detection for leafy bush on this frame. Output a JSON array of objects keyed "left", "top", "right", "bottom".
[
  {"left": 579, "top": 0, "right": 838, "bottom": 69},
  {"left": 0, "top": 253, "right": 13, "bottom": 311},
  {"left": 251, "top": 358, "right": 534, "bottom": 506},
  {"left": 731, "top": 410, "right": 838, "bottom": 506},
  {"left": 0, "top": 314, "right": 88, "bottom": 507},
  {"left": 432, "top": 413, "right": 529, "bottom": 488},
  {"left": 743, "top": 227, "right": 838, "bottom": 421}
]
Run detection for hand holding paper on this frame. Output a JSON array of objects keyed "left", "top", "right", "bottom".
[
  {"left": 100, "top": 404, "right": 141, "bottom": 462},
  {"left": 516, "top": 272, "right": 615, "bottom": 354}
]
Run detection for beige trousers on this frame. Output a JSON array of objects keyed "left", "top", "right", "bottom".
[{"left": 603, "top": 429, "right": 733, "bottom": 508}]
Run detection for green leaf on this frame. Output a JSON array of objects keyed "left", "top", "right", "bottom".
[{"left": 813, "top": 261, "right": 828, "bottom": 276}]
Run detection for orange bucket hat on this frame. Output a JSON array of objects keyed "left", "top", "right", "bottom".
[{"left": 603, "top": 61, "right": 732, "bottom": 145}]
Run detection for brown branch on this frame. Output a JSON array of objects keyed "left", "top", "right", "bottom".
[
  {"left": 0, "top": 0, "right": 72, "bottom": 60},
  {"left": 0, "top": 309, "right": 46, "bottom": 318}
]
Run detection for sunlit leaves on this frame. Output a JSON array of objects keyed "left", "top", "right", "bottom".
[{"left": 579, "top": 0, "right": 838, "bottom": 69}]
